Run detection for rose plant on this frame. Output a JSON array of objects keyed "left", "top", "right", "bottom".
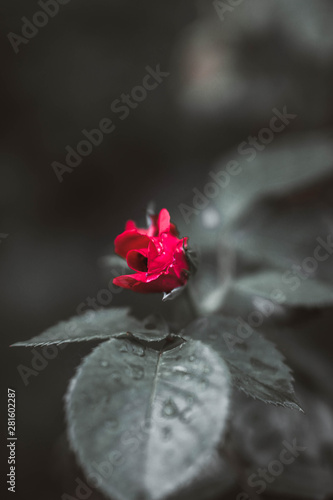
[{"left": 14, "top": 204, "right": 309, "bottom": 500}]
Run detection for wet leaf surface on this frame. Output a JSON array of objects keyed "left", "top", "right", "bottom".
[
  {"left": 181, "top": 315, "right": 302, "bottom": 411},
  {"left": 66, "top": 337, "right": 230, "bottom": 500}
]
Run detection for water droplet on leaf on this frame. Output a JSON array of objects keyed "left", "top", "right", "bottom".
[
  {"left": 134, "top": 345, "right": 145, "bottom": 357},
  {"left": 162, "top": 399, "right": 178, "bottom": 418},
  {"left": 119, "top": 343, "right": 129, "bottom": 353},
  {"left": 173, "top": 365, "right": 188, "bottom": 374},
  {"left": 127, "top": 364, "right": 144, "bottom": 380}
]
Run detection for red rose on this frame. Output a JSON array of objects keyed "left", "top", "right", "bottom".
[{"left": 113, "top": 209, "right": 190, "bottom": 293}]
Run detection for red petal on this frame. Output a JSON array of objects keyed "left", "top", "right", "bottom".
[
  {"left": 157, "top": 208, "right": 171, "bottom": 235},
  {"left": 147, "top": 214, "right": 159, "bottom": 236},
  {"left": 125, "top": 220, "right": 137, "bottom": 231},
  {"left": 113, "top": 270, "right": 186, "bottom": 293},
  {"left": 172, "top": 238, "right": 190, "bottom": 278},
  {"left": 126, "top": 249, "right": 148, "bottom": 272},
  {"left": 114, "top": 231, "right": 150, "bottom": 259}
]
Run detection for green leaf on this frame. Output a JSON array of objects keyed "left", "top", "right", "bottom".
[
  {"left": 226, "top": 194, "right": 333, "bottom": 281},
  {"left": 230, "top": 391, "right": 333, "bottom": 499},
  {"left": 231, "top": 270, "right": 333, "bottom": 308},
  {"left": 181, "top": 315, "right": 302, "bottom": 411},
  {"left": 191, "top": 245, "right": 236, "bottom": 314},
  {"left": 216, "top": 132, "right": 333, "bottom": 225},
  {"left": 12, "top": 308, "right": 169, "bottom": 346},
  {"left": 66, "top": 337, "right": 230, "bottom": 500},
  {"left": 162, "top": 286, "right": 186, "bottom": 302}
]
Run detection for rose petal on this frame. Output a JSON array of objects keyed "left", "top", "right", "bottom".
[
  {"left": 114, "top": 231, "right": 150, "bottom": 259},
  {"left": 126, "top": 249, "right": 148, "bottom": 272},
  {"left": 113, "top": 268, "right": 186, "bottom": 293},
  {"left": 157, "top": 208, "right": 171, "bottom": 235},
  {"left": 125, "top": 220, "right": 137, "bottom": 231},
  {"left": 147, "top": 240, "right": 167, "bottom": 273}
]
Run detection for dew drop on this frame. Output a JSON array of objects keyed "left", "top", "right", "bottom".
[
  {"left": 134, "top": 345, "right": 146, "bottom": 357},
  {"left": 189, "top": 355, "right": 196, "bottom": 362},
  {"left": 173, "top": 365, "right": 188, "bottom": 374},
  {"left": 173, "top": 366, "right": 192, "bottom": 381},
  {"left": 119, "top": 343, "right": 129, "bottom": 353},
  {"left": 101, "top": 360, "right": 109, "bottom": 367},
  {"left": 162, "top": 399, "right": 178, "bottom": 418},
  {"left": 127, "top": 364, "right": 144, "bottom": 380}
]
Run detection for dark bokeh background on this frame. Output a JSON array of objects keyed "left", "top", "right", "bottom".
[{"left": 2, "top": 1, "right": 333, "bottom": 499}]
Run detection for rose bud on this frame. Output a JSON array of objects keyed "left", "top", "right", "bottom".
[{"left": 113, "top": 208, "right": 191, "bottom": 294}]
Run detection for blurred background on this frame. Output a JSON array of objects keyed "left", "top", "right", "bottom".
[{"left": 2, "top": 0, "right": 333, "bottom": 499}]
